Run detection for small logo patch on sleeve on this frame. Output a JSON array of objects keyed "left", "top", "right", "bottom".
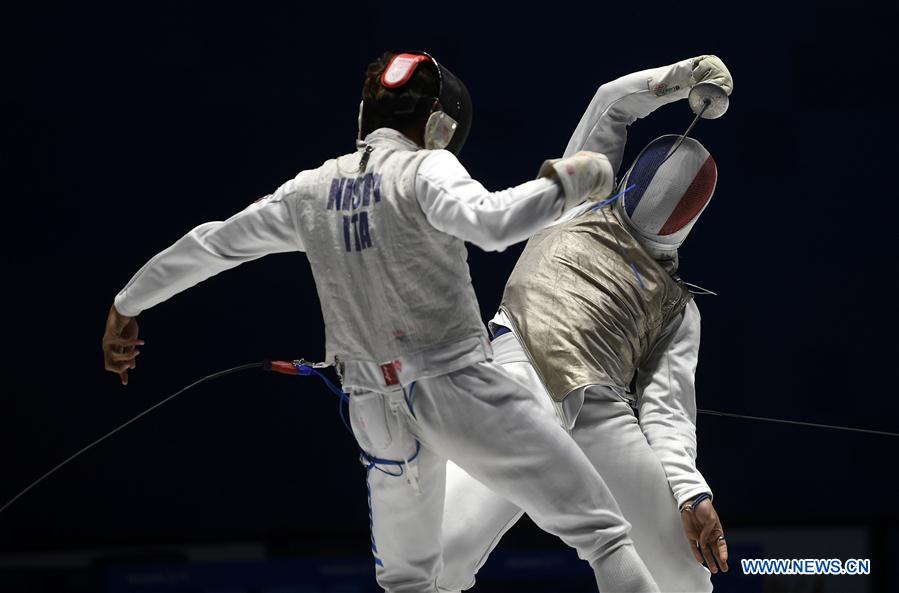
[{"left": 650, "top": 82, "right": 681, "bottom": 97}]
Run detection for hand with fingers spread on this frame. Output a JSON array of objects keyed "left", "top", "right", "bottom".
[
  {"left": 102, "top": 304, "right": 144, "bottom": 385},
  {"left": 680, "top": 495, "right": 728, "bottom": 574}
]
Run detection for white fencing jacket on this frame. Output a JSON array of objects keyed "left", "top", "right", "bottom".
[
  {"left": 491, "top": 58, "right": 712, "bottom": 506},
  {"left": 115, "top": 128, "right": 565, "bottom": 390}
]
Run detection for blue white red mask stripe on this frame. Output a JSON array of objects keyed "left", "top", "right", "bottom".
[{"left": 622, "top": 135, "right": 716, "bottom": 238}]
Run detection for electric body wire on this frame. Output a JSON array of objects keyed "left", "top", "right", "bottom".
[
  {"left": 696, "top": 408, "right": 898, "bottom": 438},
  {"left": 3, "top": 361, "right": 896, "bottom": 517},
  {"left": 294, "top": 363, "right": 418, "bottom": 473},
  {"left": 0, "top": 362, "right": 263, "bottom": 516}
]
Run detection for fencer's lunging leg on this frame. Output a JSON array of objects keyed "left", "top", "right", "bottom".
[
  {"left": 573, "top": 386, "right": 712, "bottom": 592},
  {"left": 440, "top": 461, "right": 524, "bottom": 591},
  {"left": 439, "top": 331, "right": 709, "bottom": 592},
  {"left": 349, "top": 389, "right": 448, "bottom": 593},
  {"left": 413, "top": 361, "right": 659, "bottom": 593}
]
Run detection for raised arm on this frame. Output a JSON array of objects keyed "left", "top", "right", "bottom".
[
  {"left": 564, "top": 55, "right": 733, "bottom": 175},
  {"left": 103, "top": 175, "right": 306, "bottom": 383}
]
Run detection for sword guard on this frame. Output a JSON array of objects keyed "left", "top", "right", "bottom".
[{"left": 689, "top": 82, "right": 729, "bottom": 119}]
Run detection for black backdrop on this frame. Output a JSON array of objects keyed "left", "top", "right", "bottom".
[{"left": 5, "top": 0, "right": 898, "bottom": 586}]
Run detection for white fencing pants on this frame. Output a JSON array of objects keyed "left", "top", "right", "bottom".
[
  {"left": 437, "top": 332, "right": 711, "bottom": 593},
  {"left": 348, "top": 357, "right": 660, "bottom": 593}
]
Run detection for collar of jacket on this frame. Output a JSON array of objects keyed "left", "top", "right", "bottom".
[{"left": 357, "top": 127, "right": 421, "bottom": 151}]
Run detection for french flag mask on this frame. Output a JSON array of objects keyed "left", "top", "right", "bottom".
[{"left": 615, "top": 135, "right": 717, "bottom": 259}]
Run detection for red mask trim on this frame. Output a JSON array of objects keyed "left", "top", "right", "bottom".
[{"left": 381, "top": 53, "right": 430, "bottom": 88}]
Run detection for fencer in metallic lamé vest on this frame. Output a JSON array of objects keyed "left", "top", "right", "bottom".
[{"left": 500, "top": 206, "right": 692, "bottom": 403}]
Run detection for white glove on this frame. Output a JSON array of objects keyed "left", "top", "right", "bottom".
[
  {"left": 691, "top": 55, "right": 733, "bottom": 96},
  {"left": 538, "top": 151, "right": 614, "bottom": 211}
]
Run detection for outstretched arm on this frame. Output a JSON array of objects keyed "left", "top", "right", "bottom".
[
  {"left": 103, "top": 176, "right": 306, "bottom": 384},
  {"left": 415, "top": 150, "right": 613, "bottom": 252},
  {"left": 114, "top": 179, "right": 305, "bottom": 317},
  {"left": 636, "top": 299, "right": 728, "bottom": 571},
  {"left": 564, "top": 55, "right": 733, "bottom": 175}
]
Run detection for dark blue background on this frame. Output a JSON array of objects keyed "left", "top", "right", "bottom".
[{"left": 4, "top": 1, "right": 898, "bottom": 590}]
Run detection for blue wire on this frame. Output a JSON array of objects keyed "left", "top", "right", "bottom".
[
  {"left": 299, "top": 365, "right": 350, "bottom": 403},
  {"left": 361, "top": 442, "right": 422, "bottom": 471},
  {"left": 295, "top": 363, "right": 422, "bottom": 476},
  {"left": 296, "top": 364, "right": 354, "bottom": 435},
  {"left": 338, "top": 397, "right": 353, "bottom": 435},
  {"left": 590, "top": 184, "right": 636, "bottom": 211},
  {"left": 630, "top": 263, "right": 646, "bottom": 289},
  {"left": 587, "top": 184, "right": 645, "bottom": 290}
]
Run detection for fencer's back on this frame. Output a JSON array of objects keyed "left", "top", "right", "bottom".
[{"left": 292, "top": 129, "right": 487, "bottom": 368}]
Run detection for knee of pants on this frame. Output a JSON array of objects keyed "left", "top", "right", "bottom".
[
  {"left": 437, "top": 568, "right": 474, "bottom": 592},
  {"left": 436, "top": 532, "right": 479, "bottom": 592},
  {"left": 365, "top": 446, "right": 447, "bottom": 592}
]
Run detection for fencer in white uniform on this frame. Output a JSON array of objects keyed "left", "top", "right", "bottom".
[
  {"left": 437, "top": 56, "right": 734, "bottom": 593},
  {"left": 101, "top": 51, "right": 663, "bottom": 593}
]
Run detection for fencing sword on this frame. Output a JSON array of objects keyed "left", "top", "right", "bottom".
[
  {"left": 661, "top": 81, "right": 730, "bottom": 165},
  {"left": 591, "top": 81, "right": 731, "bottom": 289}
]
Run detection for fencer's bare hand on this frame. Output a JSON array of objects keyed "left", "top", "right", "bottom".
[
  {"left": 680, "top": 498, "right": 728, "bottom": 573},
  {"left": 102, "top": 304, "right": 144, "bottom": 385}
]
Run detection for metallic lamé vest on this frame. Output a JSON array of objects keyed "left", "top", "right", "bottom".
[{"left": 500, "top": 206, "right": 693, "bottom": 403}]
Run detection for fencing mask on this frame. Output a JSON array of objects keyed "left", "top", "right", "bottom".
[
  {"left": 358, "top": 51, "right": 472, "bottom": 155},
  {"left": 616, "top": 135, "right": 717, "bottom": 260}
]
